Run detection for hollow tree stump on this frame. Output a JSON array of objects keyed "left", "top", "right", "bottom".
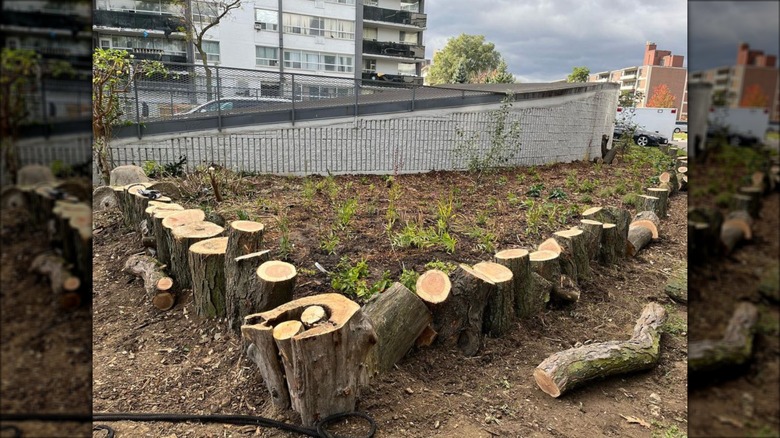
[
  {"left": 645, "top": 188, "right": 669, "bottom": 218},
  {"left": 169, "top": 220, "right": 223, "bottom": 289},
  {"left": 362, "top": 282, "right": 431, "bottom": 382},
  {"left": 533, "top": 302, "right": 666, "bottom": 397},
  {"left": 189, "top": 236, "right": 229, "bottom": 318},
  {"left": 414, "top": 269, "right": 451, "bottom": 346},
  {"left": 720, "top": 210, "right": 753, "bottom": 255},
  {"left": 122, "top": 254, "right": 175, "bottom": 311},
  {"left": 599, "top": 223, "right": 618, "bottom": 265},
  {"left": 689, "top": 302, "right": 758, "bottom": 373},
  {"left": 29, "top": 252, "right": 81, "bottom": 309},
  {"left": 473, "top": 261, "right": 514, "bottom": 338},
  {"left": 553, "top": 228, "right": 590, "bottom": 283},
  {"left": 242, "top": 294, "right": 377, "bottom": 426},
  {"left": 417, "top": 264, "right": 494, "bottom": 356},
  {"left": 659, "top": 171, "right": 679, "bottom": 196},
  {"left": 494, "top": 249, "right": 538, "bottom": 319},
  {"left": 664, "top": 264, "right": 687, "bottom": 304},
  {"left": 578, "top": 219, "right": 603, "bottom": 261},
  {"left": 226, "top": 250, "right": 273, "bottom": 333},
  {"left": 225, "top": 221, "right": 266, "bottom": 332}
]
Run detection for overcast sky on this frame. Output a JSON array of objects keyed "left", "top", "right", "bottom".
[
  {"left": 423, "top": 0, "right": 687, "bottom": 82},
  {"left": 688, "top": 1, "right": 780, "bottom": 72}
]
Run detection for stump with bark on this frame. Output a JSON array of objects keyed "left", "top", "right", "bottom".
[
  {"left": 225, "top": 221, "right": 267, "bottom": 331},
  {"left": 29, "top": 252, "right": 82, "bottom": 309},
  {"left": 530, "top": 250, "right": 577, "bottom": 302},
  {"left": 242, "top": 294, "right": 377, "bottom": 426},
  {"left": 189, "top": 236, "right": 229, "bottom": 318},
  {"left": 122, "top": 254, "right": 175, "bottom": 310},
  {"left": 689, "top": 302, "right": 758, "bottom": 373},
  {"left": 599, "top": 223, "right": 619, "bottom": 265},
  {"left": 645, "top": 188, "right": 669, "bottom": 218},
  {"left": 736, "top": 187, "right": 763, "bottom": 218},
  {"left": 578, "top": 219, "right": 603, "bottom": 261},
  {"left": 730, "top": 193, "right": 759, "bottom": 219},
  {"left": 552, "top": 228, "right": 590, "bottom": 283},
  {"left": 533, "top": 302, "right": 666, "bottom": 397},
  {"left": 473, "top": 261, "right": 514, "bottom": 338},
  {"left": 659, "top": 171, "right": 679, "bottom": 196},
  {"left": 720, "top": 210, "right": 753, "bottom": 255},
  {"left": 678, "top": 174, "right": 688, "bottom": 192},
  {"left": 151, "top": 206, "right": 191, "bottom": 265},
  {"left": 254, "top": 260, "right": 297, "bottom": 312},
  {"left": 225, "top": 250, "right": 273, "bottom": 332},
  {"left": 169, "top": 220, "right": 223, "bottom": 289},
  {"left": 637, "top": 195, "right": 662, "bottom": 219},
  {"left": 414, "top": 269, "right": 451, "bottom": 345},
  {"left": 494, "top": 249, "right": 539, "bottom": 318},
  {"left": 583, "top": 206, "right": 629, "bottom": 259},
  {"left": 362, "top": 282, "right": 431, "bottom": 381},
  {"left": 627, "top": 212, "right": 659, "bottom": 257}
]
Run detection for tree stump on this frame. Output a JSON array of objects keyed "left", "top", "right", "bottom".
[
  {"left": 583, "top": 206, "right": 629, "bottom": 259},
  {"left": 473, "top": 261, "right": 514, "bottom": 338},
  {"left": 530, "top": 250, "right": 576, "bottom": 302},
  {"left": 689, "top": 221, "right": 712, "bottom": 263},
  {"left": 151, "top": 206, "right": 190, "bottom": 266},
  {"left": 92, "top": 186, "right": 118, "bottom": 211},
  {"left": 362, "top": 282, "right": 431, "bottom": 382},
  {"left": 225, "top": 221, "right": 266, "bottom": 331},
  {"left": 254, "top": 260, "right": 298, "bottom": 312},
  {"left": 599, "top": 223, "right": 618, "bottom": 265},
  {"left": 29, "top": 252, "right": 81, "bottom": 309},
  {"left": 225, "top": 250, "right": 273, "bottom": 333},
  {"left": 414, "top": 269, "right": 451, "bottom": 345},
  {"left": 578, "top": 220, "right": 603, "bottom": 261},
  {"left": 677, "top": 166, "right": 687, "bottom": 175},
  {"left": 553, "top": 228, "right": 590, "bottom": 283},
  {"left": 720, "top": 210, "right": 753, "bottom": 255},
  {"left": 122, "top": 254, "right": 175, "bottom": 311},
  {"left": 737, "top": 186, "right": 763, "bottom": 218},
  {"left": 417, "top": 264, "right": 494, "bottom": 356},
  {"left": 533, "top": 302, "right": 666, "bottom": 397},
  {"left": 272, "top": 320, "right": 305, "bottom": 412},
  {"left": 170, "top": 220, "right": 223, "bottom": 289},
  {"left": 494, "top": 249, "right": 538, "bottom": 319},
  {"left": 189, "top": 236, "right": 229, "bottom": 318},
  {"left": 659, "top": 171, "right": 679, "bottom": 196},
  {"left": 627, "top": 224, "right": 654, "bottom": 257},
  {"left": 751, "top": 171, "right": 770, "bottom": 194},
  {"left": 242, "top": 294, "right": 377, "bottom": 426},
  {"left": 637, "top": 195, "right": 662, "bottom": 218},
  {"left": 664, "top": 264, "right": 687, "bottom": 304},
  {"left": 301, "top": 306, "right": 327, "bottom": 328},
  {"left": 645, "top": 188, "right": 669, "bottom": 218},
  {"left": 689, "top": 302, "right": 758, "bottom": 373},
  {"left": 678, "top": 174, "right": 688, "bottom": 192},
  {"left": 729, "top": 194, "right": 758, "bottom": 219}
]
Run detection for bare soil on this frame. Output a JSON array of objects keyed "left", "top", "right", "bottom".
[{"left": 92, "top": 148, "right": 689, "bottom": 437}]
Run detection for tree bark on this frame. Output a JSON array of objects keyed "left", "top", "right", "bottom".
[
  {"left": 224, "top": 220, "right": 266, "bottom": 331},
  {"left": 529, "top": 250, "right": 575, "bottom": 302},
  {"left": 637, "top": 195, "right": 662, "bottom": 219},
  {"left": 599, "top": 223, "right": 618, "bottom": 266},
  {"left": 226, "top": 250, "right": 272, "bottom": 333},
  {"left": 645, "top": 188, "right": 669, "bottom": 218},
  {"left": 189, "top": 236, "right": 228, "bottom": 318},
  {"left": 632, "top": 211, "right": 660, "bottom": 237},
  {"left": 362, "top": 282, "right": 431, "bottom": 382},
  {"left": 720, "top": 210, "right": 753, "bottom": 255},
  {"left": 678, "top": 174, "right": 688, "bottom": 192},
  {"left": 737, "top": 186, "right": 763, "bottom": 218},
  {"left": 627, "top": 224, "right": 653, "bottom": 257},
  {"left": 473, "top": 261, "right": 514, "bottom": 338},
  {"left": 533, "top": 302, "right": 666, "bottom": 397},
  {"left": 169, "top": 220, "right": 223, "bottom": 289},
  {"left": 151, "top": 205, "right": 188, "bottom": 266},
  {"left": 730, "top": 194, "right": 758, "bottom": 219},
  {"left": 254, "top": 260, "right": 298, "bottom": 311},
  {"left": 583, "top": 206, "right": 629, "bottom": 259},
  {"left": 659, "top": 171, "right": 678, "bottom": 196},
  {"left": 578, "top": 219, "right": 603, "bottom": 261},
  {"left": 122, "top": 254, "right": 175, "bottom": 310},
  {"left": 553, "top": 228, "right": 590, "bottom": 283},
  {"left": 494, "top": 249, "right": 538, "bottom": 318},
  {"left": 689, "top": 302, "right": 758, "bottom": 373},
  {"left": 242, "top": 294, "right": 377, "bottom": 426},
  {"left": 664, "top": 265, "right": 687, "bottom": 304}
]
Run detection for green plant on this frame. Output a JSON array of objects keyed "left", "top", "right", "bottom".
[
  {"left": 302, "top": 178, "right": 316, "bottom": 206},
  {"left": 650, "top": 423, "right": 686, "bottom": 438},
  {"left": 276, "top": 209, "right": 292, "bottom": 259},
  {"left": 436, "top": 194, "right": 456, "bottom": 231},
  {"left": 614, "top": 181, "right": 628, "bottom": 195},
  {"left": 331, "top": 257, "right": 390, "bottom": 302},
  {"left": 385, "top": 179, "right": 402, "bottom": 231},
  {"left": 399, "top": 269, "right": 420, "bottom": 292},
  {"left": 453, "top": 94, "right": 522, "bottom": 174},
  {"left": 548, "top": 188, "right": 567, "bottom": 200},
  {"left": 580, "top": 194, "right": 593, "bottom": 204},
  {"left": 335, "top": 197, "right": 359, "bottom": 230},
  {"left": 298, "top": 268, "right": 317, "bottom": 276},
  {"left": 564, "top": 171, "right": 578, "bottom": 189},
  {"left": 526, "top": 183, "right": 544, "bottom": 197},
  {"left": 465, "top": 226, "right": 497, "bottom": 253},
  {"left": 424, "top": 259, "right": 458, "bottom": 274},
  {"left": 236, "top": 209, "right": 250, "bottom": 221},
  {"left": 507, "top": 192, "right": 521, "bottom": 206},
  {"left": 392, "top": 221, "right": 457, "bottom": 253},
  {"left": 142, "top": 160, "right": 163, "bottom": 177},
  {"left": 475, "top": 210, "right": 489, "bottom": 226},
  {"left": 320, "top": 230, "right": 340, "bottom": 255},
  {"left": 496, "top": 175, "right": 508, "bottom": 186},
  {"left": 578, "top": 180, "right": 595, "bottom": 193},
  {"left": 515, "top": 173, "right": 526, "bottom": 184},
  {"left": 596, "top": 187, "right": 614, "bottom": 198},
  {"left": 622, "top": 193, "right": 639, "bottom": 208}
]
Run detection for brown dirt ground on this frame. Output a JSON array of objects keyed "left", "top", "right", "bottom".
[
  {"left": 0, "top": 207, "right": 92, "bottom": 437},
  {"left": 92, "top": 148, "right": 688, "bottom": 437},
  {"left": 688, "top": 146, "right": 780, "bottom": 438}
]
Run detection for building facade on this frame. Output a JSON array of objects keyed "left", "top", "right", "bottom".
[
  {"left": 589, "top": 42, "right": 688, "bottom": 120},
  {"left": 93, "top": 0, "right": 426, "bottom": 84},
  {"left": 689, "top": 43, "right": 780, "bottom": 123}
]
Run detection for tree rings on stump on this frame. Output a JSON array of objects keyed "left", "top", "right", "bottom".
[
  {"left": 415, "top": 269, "right": 451, "bottom": 304},
  {"left": 255, "top": 261, "right": 297, "bottom": 311},
  {"left": 494, "top": 248, "right": 538, "bottom": 318},
  {"left": 301, "top": 305, "right": 327, "bottom": 328}
]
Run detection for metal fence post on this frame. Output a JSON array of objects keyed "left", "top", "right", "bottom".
[
  {"left": 134, "top": 77, "right": 142, "bottom": 139},
  {"left": 40, "top": 76, "right": 49, "bottom": 138},
  {"left": 291, "top": 74, "right": 296, "bottom": 126},
  {"left": 216, "top": 65, "right": 222, "bottom": 132},
  {"left": 354, "top": 78, "right": 359, "bottom": 117}
]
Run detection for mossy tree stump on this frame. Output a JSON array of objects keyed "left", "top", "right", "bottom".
[
  {"left": 473, "top": 261, "right": 514, "bottom": 338},
  {"left": 664, "top": 265, "right": 687, "bottom": 304},
  {"left": 533, "top": 302, "right": 666, "bottom": 397},
  {"left": 189, "top": 237, "right": 229, "bottom": 318}
]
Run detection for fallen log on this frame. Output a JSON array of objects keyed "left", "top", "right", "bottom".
[
  {"left": 189, "top": 236, "right": 229, "bottom": 318},
  {"left": 242, "top": 294, "right": 377, "bottom": 426},
  {"left": 122, "top": 254, "right": 175, "bottom": 311},
  {"left": 632, "top": 211, "right": 660, "bottom": 238},
  {"left": 645, "top": 188, "right": 669, "bottom": 218},
  {"left": 533, "top": 302, "right": 667, "bottom": 397},
  {"left": 473, "top": 261, "right": 514, "bottom": 338},
  {"left": 225, "top": 221, "right": 266, "bottom": 332},
  {"left": 578, "top": 219, "right": 603, "bottom": 261},
  {"left": 494, "top": 249, "right": 539, "bottom": 318},
  {"left": 225, "top": 250, "right": 273, "bottom": 333},
  {"left": 29, "top": 252, "right": 82, "bottom": 309},
  {"left": 627, "top": 212, "right": 659, "bottom": 257},
  {"left": 689, "top": 302, "right": 758, "bottom": 374},
  {"left": 664, "top": 265, "right": 687, "bottom": 304},
  {"left": 362, "top": 282, "right": 431, "bottom": 381},
  {"left": 599, "top": 223, "right": 618, "bottom": 266},
  {"left": 169, "top": 220, "right": 223, "bottom": 289},
  {"left": 720, "top": 210, "right": 753, "bottom": 255}
]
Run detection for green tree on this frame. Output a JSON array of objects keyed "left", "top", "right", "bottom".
[
  {"left": 92, "top": 48, "right": 167, "bottom": 184},
  {"left": 1, "top": 49, "right": 41, "bottom": 182},
  {"left": 452, "top": 58, "right": 468, "bottom": 83},
  {"left": 428, "top": 34, "right": 507, "bottom": 85},
  {"left": 618, "top": 90, "right": 643, "bottom": 107},
  {"left": 471, "top": 60, "right": 515, "bottom": 84},
  {"left": 566, "top": 66, "right": 590, "bottom": 83},
  {"left": 647, "top": 83, "right": 676, "bottom": 108},
  {"left": 711, "top": 89, "right": 728, "bottom": 106}
]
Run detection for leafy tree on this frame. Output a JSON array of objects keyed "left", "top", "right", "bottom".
[
  {"left": 1, "top": 49, "right": 41, "bottom": 182},
  {"left": 175, "top": 0, "right": 242, "bottom": 99},
  {"left": 711, "top": 89, "right": 728, "bottom": 106},
  {"left": 470, "top": 60, "right": 515, "bottom": 84},
  {"left": 452, "top": 59, "right": 468, "bottom": 83},
  {"left": 92, "top": 49, "right": 167, "bottom": 184},
  {"left": 740, "top": 84, "right": 768, "bottom": 107},
  {"left": 618, "top": 90, "right": 643, "bottom": 107},
  {"left": 647, "top": 84, "right": 676, "bottom": 108},
  {"left": 428, "top": 34, "right": 507, "bottom": 85},
  {"left": 566, "top": 66, "right": 590, "bottom": 83}
]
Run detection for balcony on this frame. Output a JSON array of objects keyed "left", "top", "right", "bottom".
[
  {"left": 363, "top": 5, "right": 426, "bottom": 28},
  {"left": 93, "top": 9, "right": 185, "bottom": 34},
  {"left": 2, "top": 9, "right": 90, "bottom": 33},
  {"left": 363, "top": 40, "right": 424, "bottom": 60},
  {"left": 362, "top": 71, "right": 423, "bottom": 85},
  {"left": 129, "top": 48, "right": 187, "bottom": 66}
]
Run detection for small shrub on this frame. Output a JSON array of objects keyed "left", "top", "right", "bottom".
[
  {"left": 548, "top": 188, "right": 567, "bottom": 200},
  {"left": 507, "top": 192, "right": 521, "bottom": 206},
  {"left": 302, "top": 179, "right": 316, "bottom": 205},
  {"left": 496, "top": 175, "right": 508, "bottom": 186},
  {"left": 236, "top": 209, "right": 250, "bottom": 221},
  {"left": 596, "top": 187, "right": 614, "bottom": 198},
  {"left": 578, "top": 180, "right": 595, "bottom": 193},
  {"left": 142, "top": 160, "right": 163, "bottom": 177},
  {"left": 526, "top": 183, "right": 545, "bottom": 197},
  {"left": 336, "top": 197, "right": 358, "bottom": 230},
  {"left": 331, "top": 257, "right": 390, "bottom": 302},
  {"left": 277, "top": 210, "right": 292, "bottom": 259},
  {"left": 320, "top": 230, "right": 340, "bottom": 255},
  {"left": 424, "top": 259, "right": 457, "bottom": 274},
  {"left": 399, "top": 269, "right": 420, "bottom": 292},
  {"left": 465, "top": 226, "right": 497, "bottom": 253},
  {"left": 580, "top": 194, "right": 593, "bottom": 204}
]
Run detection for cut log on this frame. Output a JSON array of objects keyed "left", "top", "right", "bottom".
[
  {"left": 555, "top": 274, "right": 581, "bottom": 302},
  {"left": 418, "top": 264, "right": 494, "bottom": 356},
  {"left": 678, "top": 174, "right": 688, "bottom": 192},
  {"left": 242, "top": 294, "right": 377, "bottom": 426},
  {"left": 533, "top": 302, "right": 666, "bottom": 397},
  {"left": 301, "top": 306, "right": 327, "bottom": 328},
  {"left": 473, "top": 261, "right": 514, "bottom": 338},
  {"left": 255, "top": 260, "right": 298, "bottom": 312},
  {"left": 664, "top": 265, "right": 687, "bottom": 304},
  {"left": 552, "top": 228, "right": 590, "bottom": 283},
  {"left": 737, "top": 186, "right": 763, "bottom": 218},
  {"left": 730, "top": 193, "right": 759, "bottom": 219},
  {"left": 29, "top": 252, "right": 81, "bottom": 309},
  {"left": 362, "top": 282, "right": 431, "bottom": 381},
  {"left": 154, "top": 207, "right": 196, "bottom": 266},
  {"left": 578, "top": 219, "right": 603, "bottom": 261},
  {"left": 632, "top": 211, "right": 660, "bottom": 238},
  {"left": 0, "top": 186, "right": 26, "bottom": 209},
  {"left": 415, "top": 269, "right": 452, "bottom": 305},
  {"left": 637, "top": 195, "right": 662, "bottom": 219},
  {"left": 645, "top": 188, "right": 669, "bottom": 218},
  {"left": 92, "top": 186, "right": 118, "bottom": 211},
  {"left": 494, "top": 249, "right": 538, "bottom": 318},
  {"left": 189, "top": 236, "right": 229, "bottom": 318},
  {"left": 583, "top": 206, "right": 630, "bottom": 259},
  {"left": 677, "top": 166, "right": 688, "bottom": 175},
  {"left": 689, "top": 302, "right": 758, "bottom": 373},
  {"left": 529, "top": 250, "right": 573, "bottom": 302},
  {"left": 599, "top": 223, "right": 618, "bottom": 266},
  {"left": 169, "top": 220, "right": 223, "bottom": 289},
  {"left": 224, "top": 221, "right": 266, "bottom": 331},
  {"left": 720, "top": 210, "right": 753, "bottom": 255},
  {"left": 627, "top": 224, "right": 653, "bottom": 257},
  {"left": 659, "top": 171, "right": 679, "bottom": 196},
  {"left": 658, "top": 181, "right": 675, "bottom": 195},
  {"left": 122, "top": 254, "right": 175, "bottom": 311},
  {"left": 226, "top": 250, "right": 273, "bottom": 333}
]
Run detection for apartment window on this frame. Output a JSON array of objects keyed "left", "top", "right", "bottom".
[
  {"left": 399, "top": 31, "right": 418, "bottom": 44},
  {"left": 363, "top": 58, "right": 376, "bottom": 72},
  {"left": 255, "top": 9, "right": 278, "bottom": 31},
  {"left": 99, "top": 38, "right": 111, "bottom": 49},
  {"left": 325, "top": 0, "right": 355, "bottom": 5},
  {"left": 256, "top": 46, "right": 278, "bottom": 67},
  {"left": 283, "top": 50, "right": 353, "bottom": 72},
  {"left": 283, "top": 13, "right": 354, "bottom": 40},
  {"left": 398, "top": 62, "right": 416, "bottom": 76},
  {"left": 196, "top": 40, "right": 220, "bottom": 63},
  {"left": 365, "top": 0, "right": 378, "bottom": 6},
  {"left": 363, "top": 27, "right": 378, "bottom": 41},
  {"left": 192, "top": 1, "right": 218, "bottom": 23},
  {"left": 400, "top": 0, "right": 420, "bottom": 12}
]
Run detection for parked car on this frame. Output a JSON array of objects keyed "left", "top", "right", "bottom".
[
  {"left": 177, "top": 97, "right": 292, "bottom": 115},
  {"left": 673, "top": 121, "right": 687, "bottom": 133},
  {"left": 613, "top": 124, "right": 669, "bottom": 146}
]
